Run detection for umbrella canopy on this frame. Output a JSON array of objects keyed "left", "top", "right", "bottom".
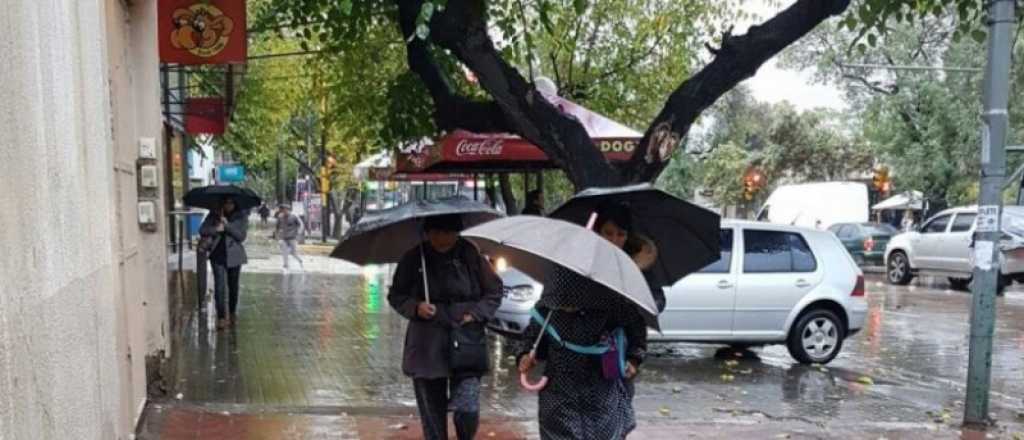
[
  {"left": 872, "top": 191, "right": 925, "bottom": 211},
  {"left": 462, "top": 216, "right": 660, "bottom": 330},
  {"left": 183, "top": 185, "right": 261, "bottom": 211},
  {"left": 331, "top": 197, "right": 503, "bottom": 265},
  {"left": 548, "top": 184, "right": 721, "bottom": 285}
]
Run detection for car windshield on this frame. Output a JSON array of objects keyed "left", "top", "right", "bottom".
[{"left": 861, "top": 224, "right": 897, "bottom": 236}]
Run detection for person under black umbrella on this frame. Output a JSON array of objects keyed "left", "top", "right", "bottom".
[
  {"left": 199, "top": 197, "right": 249, "bottom": 330},
  {"left": 386, "top": 214, "right": 503, "bottom": 440},
  {"left": 521, "top": 189, "right": 545, "bottom": 216}
]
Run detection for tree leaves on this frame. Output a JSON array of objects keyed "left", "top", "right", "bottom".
[{"left": 573, "top": 0, "right": 588, "bottom": 16}]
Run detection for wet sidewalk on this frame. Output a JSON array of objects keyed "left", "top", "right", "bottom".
[
  {"left": 140, "top": 268, "right": 1024, "bottom": 439},
  {"left": 138, "top": 402, "right": 1000, "bottom": 440}
]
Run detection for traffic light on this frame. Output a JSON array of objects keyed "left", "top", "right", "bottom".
[
  {"left": 742, "top": 167, "right": 764, "bottom": 201},
  {"left": 873, "top": 166, "right": 891, "bottom": 195}
]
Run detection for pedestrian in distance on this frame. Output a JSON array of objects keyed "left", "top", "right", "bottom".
[
  {"left": 517, "top": 202, "right": 650, "bottom": 440},
  {"left": 274, "top": 204, "right": 304, "bottom": 272},
  {"left": 258, "top": 203, "right": 271, "bottom": 225},
  {"left": 902, "top": 209, "right": 916, "bottom": 232},
  {"left": 521, "top": 189, "right": 545, "bottom": 216},
  {"left": 387, "top": 214, "right": 503, "bottom": 440},
  {"left": 199, "top": 197, "right": 249, "bottom": 330}
]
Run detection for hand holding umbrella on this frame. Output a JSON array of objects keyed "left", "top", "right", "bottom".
[{"left": 517, "top": 213, "right": 599, "bottom": 391}]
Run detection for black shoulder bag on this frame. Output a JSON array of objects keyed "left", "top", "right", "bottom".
[{"left": 448, "top": 248, "right": 490, "bottom": 375}]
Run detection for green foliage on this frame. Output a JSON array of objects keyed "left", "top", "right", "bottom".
[
  {"left": 841, "top": 0, "right": 987, "bottom": 51},
  {"left": 686, "top": 86, "right": 874, "bottom": 209},
  {"left": 656, "top": 150, "right": 700, "bottom": 200},
  {"left": 261, "top": 0, "right": 734, "bottom": 150},
  {"left": 784, "top": 10, "right": 1024, "bottom": 210},
  {"left": 700, "top": 143, "right": 751, "bottom": 207},
  {"left": 491, "top": 0, "right": 734, "bottom": 129}
]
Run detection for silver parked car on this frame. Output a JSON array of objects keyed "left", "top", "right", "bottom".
[
  {"left": 489, "top": 220, "right": 868, "bottom": 364},
  {"left": 884, "top": 206, "right": 1024, "bottom": 293}
]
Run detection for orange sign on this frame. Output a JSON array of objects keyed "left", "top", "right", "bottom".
[{"left": 159, "top": 0, "right": 246, "bottom": 65}]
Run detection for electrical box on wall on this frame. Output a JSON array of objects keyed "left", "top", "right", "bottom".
[
  {"left": 138, "top": 201, "right": 157, "bottom": 231},
  {"left": 136, "top": 136, "right": 160, "bottom": 233},
  {"left": 139, "top": 137, "right": 157, "bottom": 159},
  {"left": 140, "top": 165, "right": 159, "bottom": 188}
]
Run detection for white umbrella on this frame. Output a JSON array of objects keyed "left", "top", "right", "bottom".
[{"left": 461, "top": 216, "right": 659, "bottom": 329}]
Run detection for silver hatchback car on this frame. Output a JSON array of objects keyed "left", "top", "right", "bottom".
[{"left": 488, "top": 220, "right": 868, "bottom": 364}]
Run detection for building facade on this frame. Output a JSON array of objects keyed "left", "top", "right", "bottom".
[{"left": 0, "top": 1, "right": 170, "bottom": 438}]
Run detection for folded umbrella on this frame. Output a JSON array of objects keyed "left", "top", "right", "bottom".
[
  {"left": 548, "top": 183, "right": 720, "bottom": 286},
  {"left": 183, "top": 185, "right": 262, "bottom": 211}
]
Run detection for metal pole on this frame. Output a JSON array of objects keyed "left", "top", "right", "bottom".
[{"left": 965, "top": 0, "right": 1015, "bottom": 427}]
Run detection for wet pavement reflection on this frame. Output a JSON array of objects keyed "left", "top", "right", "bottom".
[{"left": 153, "top": 270, "right": 1024, "bottom": 438}]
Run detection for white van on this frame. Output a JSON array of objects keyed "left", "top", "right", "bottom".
[{"left": 757, "top": 182, "right": 869, "bottom": 230}]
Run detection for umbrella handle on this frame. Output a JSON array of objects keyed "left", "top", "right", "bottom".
[
  {"left": 520, "top": 372, "right": 548, "bottom": 392},
  {"left": 519, "top": 350, "right": 548, "bottom": 391},
  {"left": 585, "top": 212, "right": 599, "bottom": 230},
  {"left": 419, "top": 244, "right": 430, "bottom": 305}
]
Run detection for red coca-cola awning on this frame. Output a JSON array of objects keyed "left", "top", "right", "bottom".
[{"left": 396, "top": 94, "right": 641, "bottom": 174}]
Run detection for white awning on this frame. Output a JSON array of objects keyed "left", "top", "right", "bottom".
[
  {"left": 872, "top": 191, "right": 925, "bottom": 211},
  {"left": 353, "top": 151, "right": 392, "bottom": 181}
]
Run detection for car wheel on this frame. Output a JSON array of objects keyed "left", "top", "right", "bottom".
[
  {"left": 787, "top": 309, "right": 845, "bottom": 365},
  {"left": 949, "top": 277, "right": 972, "bottom": 291},
  {"left": 887, "top": 251, "right": 913, "bottom": 285}
]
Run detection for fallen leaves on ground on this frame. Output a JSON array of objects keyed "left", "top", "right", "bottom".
[
  {"left": 856, "top": 376, "right": 874, "bottom": 385},
  {"left": 720, "top": 374, "right": 736, "bottom": 382}
]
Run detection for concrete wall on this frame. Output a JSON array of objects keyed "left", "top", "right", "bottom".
[{"left": 0, "top": 1, "right": 168, "bottom": 438}]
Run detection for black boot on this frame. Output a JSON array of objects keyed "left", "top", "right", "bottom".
[{"left": 454, "top": 411, "right": 480, "bottom": 440}]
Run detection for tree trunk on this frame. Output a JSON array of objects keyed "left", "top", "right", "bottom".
[{"left": 499, "top": 174, "right": 517, "bottom": 215}]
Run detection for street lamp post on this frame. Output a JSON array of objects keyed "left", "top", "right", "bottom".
[{"left": 964, "top": 0, "right": 1015, "bottom": 428}]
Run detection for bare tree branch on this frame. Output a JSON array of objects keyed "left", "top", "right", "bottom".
[
  {"left": 623, "top": 0, "right": 851, "bottom": 183},
  {"left": 397, "top": 0, "right": 510, "bottom": 133},
  {"left": 419, "top": 0, "right": 622, "bottom": 188}
]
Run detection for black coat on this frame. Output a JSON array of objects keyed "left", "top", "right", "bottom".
[
  {"left": 199, "top": 210, "right": 249, "bottom": 267},
  {"left": 387, "top": 239, "right": 503, "bottom": 379}
]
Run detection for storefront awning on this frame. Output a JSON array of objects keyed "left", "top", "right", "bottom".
[{"left": 396, "top": 94, "right": 641, "bottom": 173}]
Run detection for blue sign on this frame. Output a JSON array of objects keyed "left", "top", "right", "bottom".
[{"left": 217, "top": 164, "right": 246, "bottom": 183}]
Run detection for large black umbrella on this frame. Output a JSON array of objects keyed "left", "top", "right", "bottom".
[
  {"left": 548, "top": 183, "right": 720, "bottom": 286},
  {"left": 330, "top": 196, "right": 503, "bottom": 266},
  {"left": 183, "top": 185, "right": 262, "bottom": 211}
]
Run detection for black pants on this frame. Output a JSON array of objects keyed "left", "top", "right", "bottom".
[
  {"left": 413, "top": 377, "right": 480, "bottom": 440},
  {"left": 212, "top": 263, "right": 241, "bottom": 319}
]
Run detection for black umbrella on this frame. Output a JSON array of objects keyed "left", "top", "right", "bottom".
[
  {"left": 332, "top": 196, "right": 503, "bottom": 305},
  {"left": 183, "top": 185, "right": 262, "bottom": 211},
  {"left": 548, "top": 183, "right": 721, "bottom": 285},
  {"left": 330, "top": 196, "right": 503, "bottom": 266}
]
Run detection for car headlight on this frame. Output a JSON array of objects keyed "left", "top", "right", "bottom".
[
  {"left": 506, "top": 284, "right": 542, "bottom": 303},
  {"left": 495, "top": 257, "right": 508, "bottom": 273}
]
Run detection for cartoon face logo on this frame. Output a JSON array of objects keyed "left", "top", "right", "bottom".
[
  {"left": 171, "top": 4, "right": 235, "bottom": 58},
  {"left": 646, "top": 122, "right": 681, "bottom": 164}
]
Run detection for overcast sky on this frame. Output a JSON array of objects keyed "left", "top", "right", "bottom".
[{"left": 738, "top": 0, "right": 847, "bottom": 111}]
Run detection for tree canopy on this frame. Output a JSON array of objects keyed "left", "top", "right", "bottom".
[
  {"left": 254, "top": 0, "right": 852, "bottom": 190},
  {"left": 782, "top": 2, "right": 1024, "bottom": 211}
]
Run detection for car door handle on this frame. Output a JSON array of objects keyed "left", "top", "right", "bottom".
[
  {"left": 716, "top": 280, "right": 734, "bottom": 289},
  {"left": 795, "top": 279, "right": 811, "bottom": 288}
]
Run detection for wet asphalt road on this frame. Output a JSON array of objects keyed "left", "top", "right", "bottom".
[{"left": 167, "top": 268, "right": 1024, "bottom": 434}]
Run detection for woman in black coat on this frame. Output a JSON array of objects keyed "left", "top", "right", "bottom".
[
  {"left": 199, "top": 197, "right": 249, "bottom": 329},
  {"left": 387, "top": 214, "right": 503, "bottom": 440}
]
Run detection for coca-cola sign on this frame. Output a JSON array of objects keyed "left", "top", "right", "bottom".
[{"left": 455, "top": 138, "right": 505, "bottom": 157}]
